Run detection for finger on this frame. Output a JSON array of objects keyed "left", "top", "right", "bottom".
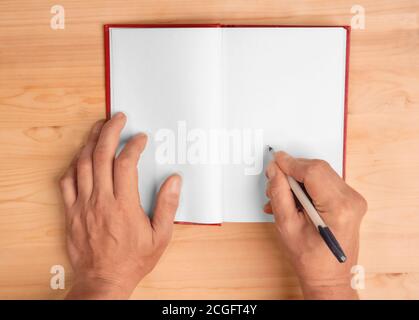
[
  {"left": 263, "top": 201, "right": 273, "bottom": 214},
  {"left": 59, "top": 151, "right": 80, "bottom": 209},
  {"left": 266, "top": 161, "right": 299, "bottom": 223},
  {"left": 152, "top": 174, "right": 182, "bottom": 246},
  {"left": 275, "top": 151, "right": 347, "bottom": 207},
  {"left": 274, "top": 151, "right": 312, "bottom": 182},
  {"left": 77, "top": 120, "right": 105, "bottom": 201},
  {"left": 114, "top": 133, "right": 148, "bottom": 200},
  {"left": 93, "top": 112, "right": 127, "bottom": 196}
]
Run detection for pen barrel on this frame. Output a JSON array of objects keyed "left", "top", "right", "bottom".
[{"left": 286, "top": 175, "right": 326, "bottom": 228}]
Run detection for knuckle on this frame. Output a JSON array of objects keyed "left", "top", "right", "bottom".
[
  {"left": 93, "top": 145, "right": 109, "bottom": 162},
  {"left": 340, "top": 189, "right": 368, "bottom": 218},
  {"left": 102, "top": 120, "right": 114, "bottom": 132},
  {"left": 265, "top": 161, "right": 277, "bottom": 178},
  {"left": 159, "top": 194, "right": 179, "bottom": 211},
  {"left": 355, "top": 192, "right": 368, "bottom": 216},
  {"left": 275, "top": 151, "right": 288, "bottom": 165},
  {"left": 308, "top": 159, "right": 330, "bottom": 175},
  {"left": 269, "top": 185, "right": 281, "bottom": 198},
  {"left": 77, "top": 157, "right": 91, "bottom": 172},
  {"left": 115, "top": 156, "right": 132, "bottom": 171}
]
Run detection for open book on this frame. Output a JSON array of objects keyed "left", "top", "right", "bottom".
[{"left": 105, "top": 25, "right": 349, "bottom": 224}]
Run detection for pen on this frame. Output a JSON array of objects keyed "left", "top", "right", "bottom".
[{"left": 267, "top": 146, "right": 347, "bottom": 263}]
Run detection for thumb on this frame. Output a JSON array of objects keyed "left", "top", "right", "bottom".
[{"left": 152, "top": 174, "right": 182, "bottom": 245}]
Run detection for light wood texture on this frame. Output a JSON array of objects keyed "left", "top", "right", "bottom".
[{"left": 0, "top": 0, "right": 418, "bottom": 299}]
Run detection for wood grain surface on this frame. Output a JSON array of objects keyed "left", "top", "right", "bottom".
[{"left": 0, "top": 0, "right": 418, "bottom": 299}]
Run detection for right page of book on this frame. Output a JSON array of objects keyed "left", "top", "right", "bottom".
[{"left": 221, "top": 27, "right": 348, "bottom": 222}]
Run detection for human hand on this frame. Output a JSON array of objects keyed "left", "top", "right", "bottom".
[
  {"left": 59, "top": 113, "right": 182, "bottom": 299},
  {"left": 264, "top": 151, "right": 367, "bottom": 299}
]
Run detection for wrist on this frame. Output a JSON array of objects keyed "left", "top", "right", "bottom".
[
  {"left": 299, "top": 277, "right": 358, "bottom": 300},
  {"left": 66, "top": 273, "right": 141, "bottom": 300}
]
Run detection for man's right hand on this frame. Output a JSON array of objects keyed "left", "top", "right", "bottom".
[{"left": 264, "top": 151, "right": 367, "bottom": 299}]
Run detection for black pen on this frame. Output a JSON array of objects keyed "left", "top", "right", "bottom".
[{"left": 268, "top": 146, "right": 347, "bottom": 263}]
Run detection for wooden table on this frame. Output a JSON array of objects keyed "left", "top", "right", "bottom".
[{"left": 0, "top": 0, "right": 418, "bottom": 299}]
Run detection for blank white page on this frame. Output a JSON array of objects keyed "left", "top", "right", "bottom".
[
  {"left": 221, "top": 27, "right": 347, "bottom": 222},
  {"left": 109, "top": 27, "right": 223, "bottom": 223}
]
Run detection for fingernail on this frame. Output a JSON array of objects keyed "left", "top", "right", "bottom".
[
  {"left": 114, "top": 112, "right": 126, "bottom": 119},
  {"left": 174, "top": 170, "right": 183, "bottom": 178},
  {"left": 169, "top": 174, "right": 182, "bottom": 194},
  {"left": 266, "top": 165, "right": 276, "bottom": 179}
]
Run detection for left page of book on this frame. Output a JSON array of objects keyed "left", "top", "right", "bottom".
[{"left": 108, "top": 27, "right": 224, "bottom": 224}]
